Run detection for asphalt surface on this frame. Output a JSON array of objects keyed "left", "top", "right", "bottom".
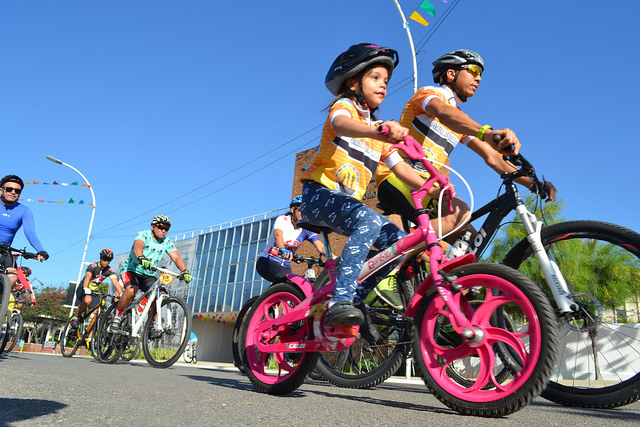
[{"left": 1, "top": 351, "right": 640, "bottom": 426}]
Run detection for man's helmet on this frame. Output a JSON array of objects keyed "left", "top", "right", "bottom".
[
  {"left": 432, "top": 49, "right": 484, "bottom": 84},
  {"left": 290, "top": 196, "right": 302, "bottom": 208},
  {"left": 100, "top": 248, "right": 114, "bottom": 261},
  {"left": 0, "top": 174, "right": 24, "bottom": 190},
  {"left": 151, "top": 215, "right": 171, "bottom": 227},
  {"left": 325, "top": 43, "right": 399, "bottom": 96},
  {"left": 20, "top": 266, "right": 31, "bottom": 276}
]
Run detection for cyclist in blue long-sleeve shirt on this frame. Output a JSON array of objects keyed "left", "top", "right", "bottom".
[{"left": 0, "top": 175, "right": 49, "bottom": 288}]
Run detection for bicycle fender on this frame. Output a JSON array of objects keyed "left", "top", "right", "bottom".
[
  {"left": 286, "top": 274, "right": 315, "bottom": 298},
  {"left": 404, "top": 253, "right": 476, "bottom": 318}
]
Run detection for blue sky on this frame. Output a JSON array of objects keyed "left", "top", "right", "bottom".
[{"left": 2, "top": 0, "right": 639, "bottom": 288}]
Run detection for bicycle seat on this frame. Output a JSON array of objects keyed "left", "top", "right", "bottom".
[{"left": 296, "top": 222, "right": 334, "bottom": 236}]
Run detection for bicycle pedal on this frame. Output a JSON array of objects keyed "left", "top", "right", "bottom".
[{"left": 323, "top": 324, "right": 359, "bottom": 340}]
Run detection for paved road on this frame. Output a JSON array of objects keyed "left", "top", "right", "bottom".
[{"left": 1, "top": 352, "right": 640, "bottom": 426}]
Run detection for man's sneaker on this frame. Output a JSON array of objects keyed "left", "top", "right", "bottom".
[
  {"left": 69, "top": 316, "right": 81, "bottom": 330},
  {"left": 108, "top": 316, "right": 122, "bottom": 333},
  {"left": 374, "top": 273, "right": 403, "bottom": 310},
  {"left": 324, "top": 302, "right": 364, "bottom": 326}
]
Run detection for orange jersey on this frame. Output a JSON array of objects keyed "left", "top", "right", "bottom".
[
  {"left": 301, "top": 98, "right": 396, "bottom": 200},
  {"left": 375, "top": 85, "right": 473, "bottom": 186}
]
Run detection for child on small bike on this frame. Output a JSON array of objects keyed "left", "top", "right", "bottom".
[{"left": 299, "top": 43, "right": 443, "bottom": 327}]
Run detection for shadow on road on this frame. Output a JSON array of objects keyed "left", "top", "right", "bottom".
[{"left": 0, "top": 398, "right": 66, "bottom": 424}]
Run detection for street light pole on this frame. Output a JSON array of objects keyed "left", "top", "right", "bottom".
[
  {"left": 46, "top": 156, "right": 96, "bottom": 316},
  {"left": 392, "top": 0, "right": 419, "bottom": 93}
]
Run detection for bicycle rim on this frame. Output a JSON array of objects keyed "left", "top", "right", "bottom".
[
  {"left": 242, "top": 283, "right": 318, "bottom": 395},
  {"left": 504, "top": 220, "right": 640, "bottom": 408},
  {"left": 316, "top": 307, "right": 410, "bottom": 389},
  {"left": 96, "top": 304, "right": 126, "bottom": 363},
  {"left": 60, "top": 317, "right": 82, "bottom": 357},
  {"left": 4, "top": 313, "right": 23, "bottom": 353},
  {"left": 413, "top": 263, "right": 557, "bottom": 417},
  {"left": 142, "top": 296, "right": 191, "bottom": 368}
]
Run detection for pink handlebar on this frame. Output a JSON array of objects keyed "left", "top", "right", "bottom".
[{"left": 377, "top": 125, "right": 454, "bottom": 213}]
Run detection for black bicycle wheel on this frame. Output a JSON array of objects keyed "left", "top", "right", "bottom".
[
  {"left": 4, "top": 312, "right": 23, "bottom": 353},
  {"left": 232, "top": 296, "right": 259, "bottom": 373},
  {"left": 503, "top": 220, "right": 640, "bottom": 409},
  {"left": 96, "top": 304, "right": 127, "bottom": 363},
  {"left": 0, "top": 275, "right": 11, "bottom": 354},
  {"left": 121, "top": 337, "right": 141, "bottom": 361},
  {"left": 141, "top": 296, "right": 191, "bottom": 368},
  {"left": 60, "top": 316, "right": 83, "bottom": 358}
]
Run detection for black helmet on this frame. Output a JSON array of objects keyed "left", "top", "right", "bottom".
[
  {"left": 325, "top": 43, "right": 399, "bottom": 96},
  {"left": 0, "top": 174, "right": 24, "bottom": 190},
  {"left": 151, "top": 215, "right": 171, "bottom": 227},
  {"left": 432, "top": 49, "right": 484, "bottom": 84},
  {"left": 100, "top": 248, "right": 114, "bottom": 261}
]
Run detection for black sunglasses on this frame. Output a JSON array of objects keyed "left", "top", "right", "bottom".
[
  {"left": 155, "top": 224, "right": 170, "bottom": 231},
  {"left": 3, "top": 186, "right": 21, "bottom": 194}
]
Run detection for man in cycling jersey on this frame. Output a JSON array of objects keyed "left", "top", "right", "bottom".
[
  {"left": 70, "top": 249, "right": 122, "bottom": 329},
  {"left": 256, "top": 196, "right": 325, "bottom": 283},
  {"left": 0, "top": 175, "right": 49, "bottom": 288},
  {"left": 109, "top": 215, "right": 192, "bottom": 332},
  {"left": 376, "top": 49, "right": 557, "bottom": 241}
]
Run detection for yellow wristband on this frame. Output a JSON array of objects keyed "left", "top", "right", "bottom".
[{"left": 476, "top": 125, "right": 492, "bottom": 141}]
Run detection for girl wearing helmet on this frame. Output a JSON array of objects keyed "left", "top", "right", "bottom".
[
  {"left": 256, "top": 196, "right": 326, "bottom": 284},
  {"left": 299, "top": 43, "right": 430, "bottom": 327}
]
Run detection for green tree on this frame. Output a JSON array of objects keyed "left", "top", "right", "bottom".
[{"left": 21, "top": 286, "right": 67, "bottom": 321}]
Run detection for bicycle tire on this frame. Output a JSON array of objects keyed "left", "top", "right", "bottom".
[
  {"left": 413, "top": 263, "right": 558, "bottom": 417},
  {"left": 141, "top": 296, "right": 191, "bottom": 368},
  {"left": 232, "top": 296, "right": 259, "bottom": 373},
  {"left": 90, "top": 315, "right": 103, "bottom": 361},
  {"left": 242, "top": 282, "right": 319, "bottom": 395},
  {"left": 122, "top": 337, "right": 141, "bottom": 361},
  {"left": 0, "top": 274, "right": 11, "bottom": 354},
  {"left": 503, "top": 220, "right": 640, "bottom": 409},
  {"left": 60, "top": 316, "right": 83, "bottom": 358},
  {"left": 4, "top": 311, "right": 23, "bottom": 353},
  {"left": 96, "top": 303, "right": 127, "bottom": 363}
]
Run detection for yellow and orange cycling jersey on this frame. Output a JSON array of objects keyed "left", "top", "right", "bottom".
[
  {"left": 301, "top": 98, "right": 397, "bottom": 201},
  {"left": 375, "top": 85, "right": 474, "bottom": 186}
]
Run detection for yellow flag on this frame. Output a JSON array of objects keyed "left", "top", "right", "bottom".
[{"left": 409, "top": 11, "right": 429, "bottom": 27}]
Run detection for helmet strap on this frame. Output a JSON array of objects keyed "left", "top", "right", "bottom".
[{"left": 447, "top": 69, "right": 467, "bottom": 103}]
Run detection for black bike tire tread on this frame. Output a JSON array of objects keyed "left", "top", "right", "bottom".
[
  {"left": 5, "top": 312, "right": 23, "bottom": 353},
  {"left": 96, "top": 304, "right": 126, "bottom": 364},
  {"left": 141, "top": 296, "right": 192, "bottom": 369},
  {"left": 503, "top": 220, "right": 640, "bottom": 409},
  {"left": 60, "top": 317, "right": 81, "bottom": 357},
  {"left": 413, "top": 263, "right": 558, "bottom": 417},
  {"left": 232, "top": 296, "right": 259, "bottom": 373},
  {"left": 0, "top": 274, "right": 12, "bottom": 355}
]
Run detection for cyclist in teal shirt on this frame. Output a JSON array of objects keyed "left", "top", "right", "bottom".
[{"left": 109, "top": 215, "right": 192, "bottom": 332}]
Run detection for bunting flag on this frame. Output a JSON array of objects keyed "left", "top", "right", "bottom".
[
  {"left": 418, "top": 0, "right": 437, "bottom": 17},
  {"left": 410, "top": 10, "right": 430, "bottom": 27},
  {"left": 409, "top": 0, "right": 447, "bottom": 28},
  {"left": 24, "top": 181, "right": 90, "bottom": 187},
  {"left": 19, "top": 198, "right": 94, "bottom": 207}
]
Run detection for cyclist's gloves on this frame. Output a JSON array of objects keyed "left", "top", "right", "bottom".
[
  {"left": 137, "top": 256, "right": 152, "bottom": 270},
  {"left": 38, "top": 250, "right": 49, "bottom": 260},
  {"left": 279, "top": 248, "right": 292, "bottom": 258},
  {"left": 181, "top": 269, "right": 193, "bottom": 283}
]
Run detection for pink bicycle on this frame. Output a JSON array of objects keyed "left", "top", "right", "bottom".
[{"left": 242, "top": 133, "right": 558, "bottom": 417}]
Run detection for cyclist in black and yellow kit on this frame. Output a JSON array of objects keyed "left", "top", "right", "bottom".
[{"left": 70, "top": 249, "right": 122, "bottom": 330}]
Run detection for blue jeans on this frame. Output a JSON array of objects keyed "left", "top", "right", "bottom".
[{"left": 300, "top": 180, "right": 406, "bottom": 303}]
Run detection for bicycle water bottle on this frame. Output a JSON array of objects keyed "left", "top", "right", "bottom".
[
  {"left": 448, "top": 231, "right": 472, "bottom": 259},
  {"left": 137, "top": 296, "right": 148, "bottom": 314}
]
